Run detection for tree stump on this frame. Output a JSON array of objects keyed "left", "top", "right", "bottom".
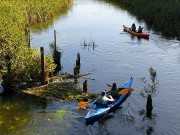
[
  {"left": 83, "top": 80, "right": 88, "bottom": 93},
  {"left": 146, "top": 94, "right": 153, "bottom": 117}
]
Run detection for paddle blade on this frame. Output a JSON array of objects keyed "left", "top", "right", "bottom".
[
  {"left": 118, "top": 88, "right": 134, "bottom": 94},
  {"left": 107, "top": 84, "right": 112, "bottom": 87},
  {"left": 78, "top": 102, "right": 89, "bottom": 108}
]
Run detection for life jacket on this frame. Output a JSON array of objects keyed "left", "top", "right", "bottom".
[
  {"left": 109, "top": 88, "right": 119, "bottom": 99},
  {"left": 110, "top": 88, "right": 119, "bottom": 95},
  {"left": 96, "top": 95, "right": 106, "bottom": 105}
]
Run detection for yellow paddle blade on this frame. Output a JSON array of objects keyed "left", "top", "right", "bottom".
[
  {"left": 107, "top": 84, "right": 112, "bottom": 87},
  {"left": 77, "top": 102, "right": 89, "bottom": 108},
  {"left": 118, "top": 88, "right": 134, "bottom": 94}
]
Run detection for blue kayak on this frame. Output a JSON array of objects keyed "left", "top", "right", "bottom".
[{"left": 85, "top": 77, "right": 133, "bottom": 124}]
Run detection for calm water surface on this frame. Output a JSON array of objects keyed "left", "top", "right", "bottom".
[{"left": 1, "top": 0, "right": 180, "bottom": 134}]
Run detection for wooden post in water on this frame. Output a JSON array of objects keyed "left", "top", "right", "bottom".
[
  {"left": 76, "top": 53, "right": 80, "bottom": 67},
  {"left": 40, "top": 47, "right": 45, "bottom": 85},
  {"left": 83, "top": 80, "right": 88, "bottom": 93},
  {"left": 54, "top": 30, "right": 57, "bottom": 52},
  {"left": 73, "top": 66, "right": 79, "bottom": 76},
  {"left": 75, "top": 53, "right": 80, "bottom": 75},
  {"left": 146, "top": 94, "right": 153, "bottom": 117},
  {"left": 53, "top": 30, "right": 62, "bottom": 73}
]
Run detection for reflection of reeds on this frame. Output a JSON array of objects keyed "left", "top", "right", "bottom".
[{"left": 81, "top": 39, "right": 98, "bottom": 50}]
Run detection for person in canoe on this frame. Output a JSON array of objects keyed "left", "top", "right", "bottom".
[
  {"left": 130, "top": 23, "right": 136, "bottom": 32},
  {"left": 94, "top": 91, "right": 114, "bottom": 107},
  {"left": 137, "top": 26, "right": 143, "bottom": 33},
  {"left": 108, "top": 83, "right": 120, "bottom": 99}
]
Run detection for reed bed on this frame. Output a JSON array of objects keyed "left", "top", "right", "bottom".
[{"left": 0, "top": 0, "right": 72, "bottom": 87}]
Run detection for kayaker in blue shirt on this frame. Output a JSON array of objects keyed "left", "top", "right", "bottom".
[{"left": 94, "top": 91, "right": 114, "bottom": 106}]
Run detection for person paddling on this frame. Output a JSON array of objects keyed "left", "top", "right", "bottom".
[
  {"left": 130, "top": 23, "right": 136, "bottom": 32},
  {"left": 137, "top": 26, "right": 143, "bottom": 33},
  {"left": 108, "top": 83, "right": 120, "bottom": 99},
  {"left": 94, "top": 91, "right": 114, "bottom": 107}
]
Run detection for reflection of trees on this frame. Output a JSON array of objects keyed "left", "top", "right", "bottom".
[
  {"left": 81, "top": 39, "right": 98, "bottom": 51},
  {"left": 0, "top": 101, "right": 32, "bottom": 135},
  {"left": 0, "top": 93, "right": 47, "bottom": 134}
]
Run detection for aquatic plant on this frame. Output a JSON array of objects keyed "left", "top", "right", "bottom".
[{"left": 139, "top": 67, "right": 158, "bottom": 98}]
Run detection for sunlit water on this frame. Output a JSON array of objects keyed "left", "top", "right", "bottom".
[{"left": 1, "top": 0, "right": 180, "bottom": 134}]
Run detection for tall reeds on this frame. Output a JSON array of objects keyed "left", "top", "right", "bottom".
[{"left": 0, "top": 0, "right": 72, "bottom": 88}]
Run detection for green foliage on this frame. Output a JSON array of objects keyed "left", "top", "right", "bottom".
[{"left": 0, "top": 0, "right": 72, "bottom": 87}]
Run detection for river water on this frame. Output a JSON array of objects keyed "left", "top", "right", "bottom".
[{"left": 1, "top": 0, "right": 180, "bottom": 134}]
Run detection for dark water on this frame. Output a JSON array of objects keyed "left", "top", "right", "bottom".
[{"left": 1, "top": 0, "right": 180, "bottom": 134}]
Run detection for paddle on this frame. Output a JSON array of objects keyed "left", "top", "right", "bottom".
[
  {"left": 118, "top": 88, "right": 134, "bottom": 94},
  {"left": 106, "top": 84, "right": 112, "bottom": 87},
  {"left": 78, "top": 102, "right": 89, "bottom": 108}
]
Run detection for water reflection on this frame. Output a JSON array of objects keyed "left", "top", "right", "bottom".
[{"left": 0, "top": 93, "right": 48, "bottom": 135}]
